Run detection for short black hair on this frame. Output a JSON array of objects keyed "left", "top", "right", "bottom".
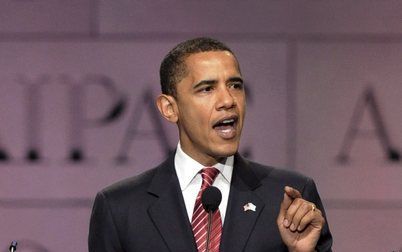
[{"left": 159, "top": 37, "right": 234, "bottom": 97}]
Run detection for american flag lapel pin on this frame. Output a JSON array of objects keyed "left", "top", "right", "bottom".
[{"left": 243, "top": 202, "right": 256, "bottom": 212}]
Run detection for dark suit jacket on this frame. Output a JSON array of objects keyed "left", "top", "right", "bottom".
[{"left": 89, "top": 153, "right": 332, "bottom": 251}]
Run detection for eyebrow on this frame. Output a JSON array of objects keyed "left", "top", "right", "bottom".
[
  {"left": 193, "top": 76, "right": 243, "bottom": 89},
  {"left": 227, "top": 77, "right": 244, "bottom": 84},
  {"left": 193, "top": 79, "right": 218, "bottom": 89}
]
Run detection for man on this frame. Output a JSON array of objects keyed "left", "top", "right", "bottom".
[{"left": 89, "top": 37, "right": 332, "bottom": 251}]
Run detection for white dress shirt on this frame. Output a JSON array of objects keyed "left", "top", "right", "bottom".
[{"left": 174, "top": 142, "right": 233, "bottom": 224}]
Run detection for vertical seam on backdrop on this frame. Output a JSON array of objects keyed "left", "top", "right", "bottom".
[
  {"left": 285, "top": 40, "right": 298, "bottom": 170},
  {"left": 89, "top": 0, "right": 100, "bottom": 37}
]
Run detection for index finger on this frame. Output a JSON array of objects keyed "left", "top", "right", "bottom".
[{"left": 284, "top": 186, "right": 302, "bottom": 199}]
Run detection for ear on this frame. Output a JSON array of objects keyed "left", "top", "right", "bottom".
[{"left": 156, "top": 94, "right": 178, "bottom": 123}]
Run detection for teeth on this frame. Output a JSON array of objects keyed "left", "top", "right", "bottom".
[{"left": 222, "top": 119, "right": 235, "bottom": 124}]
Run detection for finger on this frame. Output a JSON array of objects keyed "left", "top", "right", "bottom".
[
  {"left": 278, "top": 189, "right": 296, "bottom": 229},
  {"left": 284, "top": 198, "right": 303, "bottom": 229},
  {"left": 278, "top": 192, "right": 292, "bottom": 221},
  {"left": 278, "top": 186, "right": 303, "bottom": 228},
  {"left": 289, "top": 201, "right": 314, "bottom": 231},
  {"left": 297, "top": 208, "right": 324, "bottom": 232},
  {"left": 281, "top": 190, "right": 293, "bottom": 211},
  {"left": 280, "top": 186, "right": 301, "bottom": 213},
  {"left": 284, "top": 186, "right": 302, "bottom": 199}
]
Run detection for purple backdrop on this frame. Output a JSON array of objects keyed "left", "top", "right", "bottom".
[{"left": 1, "top": 1, "right": 402, "bottom": 251}]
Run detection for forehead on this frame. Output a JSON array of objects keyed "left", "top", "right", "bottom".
[{"left": 184, "top": 51, "right": 241, "bottom": 75}]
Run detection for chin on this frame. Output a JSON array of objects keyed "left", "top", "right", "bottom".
[{"left": 214, "top": 144, "right": 239, "bottom": 157}]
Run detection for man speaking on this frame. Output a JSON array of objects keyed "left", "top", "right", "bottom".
[{"left": 88, "top": 37, "right": 332, "bottom": 251}]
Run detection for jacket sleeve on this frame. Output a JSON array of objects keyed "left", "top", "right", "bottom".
[
  {"left": 302, "top": 178, "right": 333, "bottom": 252},
  {"left": 88, "top": 191, "right": 124, "bottom": 252}
]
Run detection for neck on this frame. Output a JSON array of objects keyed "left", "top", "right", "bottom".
[{"left": 179, "top": 145, "right": 227, "bottom": 167}]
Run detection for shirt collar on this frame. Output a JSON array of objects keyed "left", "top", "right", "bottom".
[{"left": 174, "top": 142, "right": 233, "bottom": 191}]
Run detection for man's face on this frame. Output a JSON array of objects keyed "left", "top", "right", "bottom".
[{"left": 174, "top": 51, "right": 246, "bottom": 166}]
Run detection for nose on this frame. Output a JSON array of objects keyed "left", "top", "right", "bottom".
[{"left": 216, "top": 86, "right": 236, "bottom": 110}]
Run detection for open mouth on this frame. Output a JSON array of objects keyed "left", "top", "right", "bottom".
[{"left": 213, "top": 116, "right": 238, "bottom": 139}]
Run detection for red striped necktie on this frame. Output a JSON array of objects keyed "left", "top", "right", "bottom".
[{"left": 191, "top": 167, "right": 222, "bottom": 252}]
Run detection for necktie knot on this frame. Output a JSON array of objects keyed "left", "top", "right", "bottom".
[{"left": 200, "top": 167, "right": 220, "bottom": 189}]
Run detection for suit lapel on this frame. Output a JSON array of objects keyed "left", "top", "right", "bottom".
[
  {"left": 147, "top": 155, "right": 197, "bottom": 252},
  {"left": 220, "top": 154, "right": 265, "bottom": 252}
]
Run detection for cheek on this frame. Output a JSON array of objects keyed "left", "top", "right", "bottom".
[
  {"left": 237, "top": 93, "right": 246, "bottom": 105},
  {"left": 178, "top": 99, "right": 214, "bottom": 131},
  {"left": 190, "top": 101, "right": 212, "bottom": 118},
  {"left": 238, "top": 98, "right": 246, "bottom": 115},
  {"left": 181, "top": 107, "right": 205, "bottom": 130}
]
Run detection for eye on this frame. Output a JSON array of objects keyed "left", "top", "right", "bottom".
[
  {"left": 229, "top": 82, "right": 244, "bottom": 90},
  {"left": 199, "top": 85, "right": 214, "bottom": 93}
]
